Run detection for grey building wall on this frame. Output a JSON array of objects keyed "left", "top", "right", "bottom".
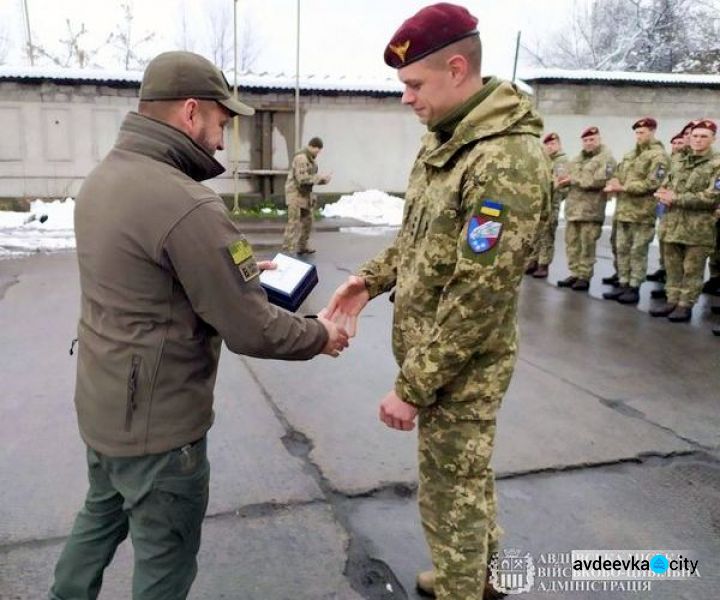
[{"left": 531, "top": 81, "right": 720, "bottom": 160}]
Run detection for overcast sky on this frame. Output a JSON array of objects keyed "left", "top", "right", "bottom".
[{"left": 0, "top": 0, "right": 576, "bottom": 78}]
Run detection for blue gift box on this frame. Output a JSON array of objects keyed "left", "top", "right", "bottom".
[{"left": 260, "top": 254, "right": 319, "bottom": 312}]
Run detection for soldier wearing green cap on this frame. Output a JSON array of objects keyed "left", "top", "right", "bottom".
[
  {"left": 49, "top": 51, "right": 349, "bottom": 599},
  {"left": 323, "top": 3, "right": 550, "bottom": 598}
]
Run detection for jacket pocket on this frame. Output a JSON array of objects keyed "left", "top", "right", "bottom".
[{"left": 124, "top": 354, "right": 142, "bottom": 432}]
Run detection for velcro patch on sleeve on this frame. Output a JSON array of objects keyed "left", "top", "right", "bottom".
[{"left": 228, "top": 239, "right": 253, "bottom": 265}]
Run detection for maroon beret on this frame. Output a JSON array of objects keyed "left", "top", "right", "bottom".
[
  {"left": 682, "top": 120, "right": 699, "bottom": 135},
  {"left": 384, "top": 3, "right": 479, "bottom": 68},
  {"left": 632, "top": 117, "right": 657, "bottom": 130},
  {"left": 692, "top": 119, "right": 717, "bottom": 134},
  {"left": 543, "top": 132, "right": 559, "bottom": 144},
  {"left": 581, "top": 126, "right": 599, "bottom": 139},
  {"left": 670, "top": 133, "right": 684, "bottom": 143}
]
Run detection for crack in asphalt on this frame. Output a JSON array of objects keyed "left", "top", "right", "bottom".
[
  {"left": 242, "top": 357, "right": 407, "bottom": 599},
  {"left": 0, "top": 274, "right": 20, "bottom": 301}
]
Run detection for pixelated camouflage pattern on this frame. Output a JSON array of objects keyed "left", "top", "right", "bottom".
[
  {"left": 615, "top": 222, "right": 656, "bottom": 287},
  {"left": 661, "top": 149, "right": 720, "bottom": 247},
  {"left": 664, "top": 243, "right": 713, "bottom": 306},
  {"left": 565, "top": 145, "right": 616, "bottom": 223},
  {"left": 284, "top": 149, "right": 320, "bottom": 209},
  {"left": 536, "top": 151, "right": 570, "bottom": 265},
  {"left": 281, "top": 205, "right": 313, "bottom": 252},
  {"left": 615, "top": 140, "right": 670, "bottom": 225},
  {"left": 418, "top": 409, "right": 501, "bottom": 599},
  {"left": 359, "top": 78, "right": 551, "bottom": 418},
  {"left": 565, "top": 221, "right": 603, "bottom": 279}
]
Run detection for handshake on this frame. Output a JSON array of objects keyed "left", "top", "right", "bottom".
[{"left": 315, "top": 275, "right": 370, "bottom": 358}]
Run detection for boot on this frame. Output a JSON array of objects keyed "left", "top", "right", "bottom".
[
  {"left": 702, "top": 276, "right": 720, "bottom": 295},
  {"left": 617, "top": 287, "right": 640, "bottom": 304},
  {"left": 646, "top": 268, "right": 666, "bottom": 283},
  {"left": 571, "top": 278, "right": 590, "bottom": 291},
  {"left": 649, "top": 303, "right": 676, "bottom": 317},
  {"left": 713, "top": 325, "right": 720, "bottom": 337},
  {"left": 297, "top": 247, "right": 316, "bottom": 255},
  {"left": 532, "top": 264, "right": 549, "bottom": 278},
  {"left": 416, "top": 570, "right": 436, "bottom": 597},
  {"left": 603, "top": 286, "right": 628, "bottom": 300},
  {"left": 711, "top": 305, "right": 720, "bottom": 315},
  {"left": 525, "top": 260, "right": 538, "bottom": 275},
  {"left": 602, "top": 273, "right": 619, "bottom": 286},
  {"left": 557, "top": 276, "right": 577, "bottom": 288},
  {"left": 668, "top": 305, "right": 692, "bottom": 322},
  {"left": 650, "top": 288, "right": 667, "bottom": 300}
]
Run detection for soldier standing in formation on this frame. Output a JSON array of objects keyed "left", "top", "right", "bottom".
[
  {"left": 526, "top": 133, "right": 570, "bottom": 278},
  {"left": 323, "top": 3, "right": 550, "bottom": 598},
  {"left": 557, "top": 127, "right": 616, "bottom": 291},
  {"left": 651, "top": 119, "right": 720, "bottom": 322},
  {"left": 282, "top": 137, "right": 331, "bottom": 255},
  {"left": 602, "top": 118, "right": 670, "bottom": 304}
]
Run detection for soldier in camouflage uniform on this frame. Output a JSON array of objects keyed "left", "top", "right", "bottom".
[
  {"left": 602, "top": 118, "right": 670, "bottom": 304},
  {"left": 323, "top": 4, "right": 550, "bottom": 599},
  {"left": 650, "top": 119, "right": 720, "bottom": 322},
  {"left": 281, "top": 137, "right": 330, "bottom": 255},
  {"left": 557, "top": 127, "right": 616, "bottom": 291},
  {"left": 527, "top": 133, "right": 570, "bottom": 279}
]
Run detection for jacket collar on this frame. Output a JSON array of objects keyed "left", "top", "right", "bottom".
[{"left": 114, "top": 112, "right": 225, "bottom": 182}]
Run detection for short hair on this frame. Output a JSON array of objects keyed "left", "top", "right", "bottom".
[
  {"left": 425, "top": 35, "right": 482, "bottom": 75},
  {"left": 308, "top": 137, "right": 324, "bottom": 149}
]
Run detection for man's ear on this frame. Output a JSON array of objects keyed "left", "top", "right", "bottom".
[
  {"left": 447, "top": 54, "right": 469, "bottom": 83},
  {"left": 181, "top": 98, "right": 201, "bottom": 129}
]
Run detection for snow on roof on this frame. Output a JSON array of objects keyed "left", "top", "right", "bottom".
[
  {"left": 522, "top": 68, "right": 720, "bottom": 87},
  {"left": 0, "top": 65, "right": 403, "bottom": 95}
]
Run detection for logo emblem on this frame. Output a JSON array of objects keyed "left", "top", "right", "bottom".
[
  {"left": 467, "top": 216, "right": 502, "bottom": 253},
  {"left": 656, "top": 165, "right": 666, "bottom": 180},
  {"left": 714, "top": 177, "right": 720, "bottom": 191},
  {"left": 489, "top": 549, "right": 535, "bottom": 595},
  {"left": 388, "top": 40, "right": 410, "bottom": 63}
]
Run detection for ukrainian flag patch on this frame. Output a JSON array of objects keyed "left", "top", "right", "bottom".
[{"left": 479, "top": 199, "right": 503, "bottom": 218}]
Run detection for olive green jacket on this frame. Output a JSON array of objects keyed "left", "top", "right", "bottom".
[
  {"left": 615, "top": 140, "right": 670, "bottom": 225},
  {"left": 565, "top": 145, "right": 616, "bottom": 223},
  {"left": 285, "top": 149, "right": 321, "bottom": 209},
  {"left": 74, "top": 113, "right": 327, "bottom": 457},
  {"left": 661, "top": 148, "right": 720, "bottom": 247},
  {"left": 358, "top": 78, "right": 551, "bottom": 419}
]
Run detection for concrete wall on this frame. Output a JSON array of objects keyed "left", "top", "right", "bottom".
[
  {"left": 0, "top": 80, "right": 423, "bottom": 199},
  {"left": 533, "top": 82, "right": 720, "bottom": 159}
]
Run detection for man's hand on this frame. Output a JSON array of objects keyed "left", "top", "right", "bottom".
[
  {"left": 604, "top": 178, "right": 624, "bottom": 193},
  {"left": 318, "top": 316, "right": 349, "bottom": 357},
  {"left": 319, "top": 173, "right": 332, "bottom": 185},
  {"left": 654, "top": 187, "right": 675, "bottom": 206},
  {"left": 321, "top": 275, "right": 370, "bottom": 337},
  {"left": 257, "top": 260, "right": 277, "bottom": 272},
  {"left": 379, "top": 390, "right": 418, "bottom": 431}
]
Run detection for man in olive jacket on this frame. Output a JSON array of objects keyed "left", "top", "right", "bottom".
[
  {"left": 323, "top": 4, "right": 550, "bottom": 598},
  {"left": 50, "top": 52, "right": 348, "bottom": 600}
]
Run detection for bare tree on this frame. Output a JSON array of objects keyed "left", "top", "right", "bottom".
[
  {"left": 31, "top": 19, "right": 111, "bottom": 69},
  {"left": 205, "top": 1, "right": 260, "bottom": 73},
  {"left": 175, "top": 0, "right": 196, "bottom": 53},
  {"left": 110, "top": 2, "right": 155, "bottom": 70}
]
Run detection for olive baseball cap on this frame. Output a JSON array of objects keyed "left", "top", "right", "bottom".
[{"left": 140, "top": 51, "right": 255, "bottom": 116}]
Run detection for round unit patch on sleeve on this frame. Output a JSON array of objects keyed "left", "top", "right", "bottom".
[{"left": 467, "top": 200, "right": 504, "bottom": 254}]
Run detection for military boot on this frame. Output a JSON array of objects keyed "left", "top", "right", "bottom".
[
  {"left": 525, "top": 260, "right": 538, "bottom": 275},
  {"left": 713, "top": 325, "right": 720, "bottom": 337},
  {"left": 702, "top": 276, "right": 720, "bottom": 295},
  {"left": 646, "top": 268, "right": 666, "bottom": 283},
  {"left": 650, "top": 288, "right": 667, "bottom": 300},
  {"left": 649, "top": 303, "right": 676, "bottom": 317},
  {"left": 668, "top": 305, "right": 692, "bottom": 322},
  {"left": 416, "top": 570, "right": 436, "bottom": 597},
  {"left": 297, "top": 248, "right": 316, "bottom": 255},
  {"left": 602, "top": 273, "right": 619, "bottom": 286},
  {"left": 557, "top": 276, "right": 577, "bottom": 288},
  {"left": 602, "top": 286, "right": 628, "bottom": 300},
  {"left": 532, "top": 264, "right": 549, "bottom": 278},
  {"left": 571, "top": 278, "right": 590, "bottom": 291},
  {"left": 617, "top": 287, "right": 640, "bottom": 304}
]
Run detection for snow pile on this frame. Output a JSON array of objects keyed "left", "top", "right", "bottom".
[
  {"left": 322, "top": 190, "right": 404, "bottom": 226},
  {"left": 0, "top": 198, "right": 76, "bottom": 258}
]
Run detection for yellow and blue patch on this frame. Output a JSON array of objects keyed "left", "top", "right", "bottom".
[{"left": 467, "top": 200, "right": 504, "bottom": 254}]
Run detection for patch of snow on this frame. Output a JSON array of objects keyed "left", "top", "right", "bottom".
[
  {"left": 0, "top": 198, "right": 76, "bottom": 258},
  {"left": 322, "top": 190, "right": 404, "bottom": 226}
]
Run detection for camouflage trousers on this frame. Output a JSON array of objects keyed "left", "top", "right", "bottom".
[
  {"left": 536, "top": 200, "right": 562, "bottom": 266},
  {"left": 616, "top": 221, "right": 656, "bottom": 287},
  {"left": 657, "top": 218, "right": 667, "bottom": 270},
  {"left": 609, "top": 218, "right": 617, "bottom": 273},
  {"left": 418, "top": 409, "right": 501, "bottom": 600},
  {"left": 282, "top": 205, "right": 313, "bottom": 253},
  {"left": 663, "top": 242, "right": 712, "bottom": 307},
  {"left": 709, "top": 220, "right": 720, "bottom": 278},
  {"left": 565, "top": 221, "right": 603, "bottom": 280}
]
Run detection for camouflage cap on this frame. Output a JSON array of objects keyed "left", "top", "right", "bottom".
[
  {"left": 384, "top": 3, "right": 479, "bottom": 68},
  {"left": 581, "top": 126, "right": 599, "bottom": 138},
  {"left": 140, "top": 51, "right": 255, "bottom": 116},
  {"left": 632, "top": 117, "right": 657, "bottom": 130}
]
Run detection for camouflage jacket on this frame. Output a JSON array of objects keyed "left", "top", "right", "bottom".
[
  {"left": 565, "top": 145, "right": 616, "bottom": 223},
  {"left": 661, "top": 149, "right": 720, "bottom": 247},
  {"left": 615, "top": 140, "right": 670, "bottom": 225},
  {"left": 358, "top": 78, "right": 551, "bottom": 419},
  {"left": 285, "top": 149, "right": 320, "bottom": 208},
  {"left": 549, "top": 150, "right": 570, "bottom": 209}
]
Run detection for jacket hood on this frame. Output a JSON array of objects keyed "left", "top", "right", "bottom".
[
  {"left": 115, "top": 112, "right": 225, "bottom": 181},
  {"left": 423, "top": 78, "right": 544, "bottom": 168}
]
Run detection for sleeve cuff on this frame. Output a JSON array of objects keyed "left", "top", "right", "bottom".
[
  {"left": 394, "top": 371, "right": 435, "bottom": 408},
  {"left": 357, "top": 271, "right": 388, "bottom": 299}
]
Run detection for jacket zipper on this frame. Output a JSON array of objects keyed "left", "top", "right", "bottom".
[{"left": 124, "top": 355, "right": 142, "bottom": 432}]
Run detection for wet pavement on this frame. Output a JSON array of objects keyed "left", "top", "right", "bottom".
[{"left": 1, "top": 223, "right": 718, "bottom": 599}]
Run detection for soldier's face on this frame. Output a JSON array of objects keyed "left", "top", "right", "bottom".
[
  {"left": 308, "top": 146, "right": 322, "bottom": 158},
  {"left": 193, "top": 101, "right": 232, "bottom": 155},
  {"left": 689, "top": 128, "right": 715, "bottom": 153},
  {"left": 398, "top": 60, "right": 456, "bottom": 125},
  {"left": 671, "top": 139, "right": 685, "bottom": 153},
  {"left": 544, "top": 139, "right": 560, "bottom": 155},
  {"left": 581, "top": 135, "right": 600, "bottom": 152},
  {"left": 634, "top": 127, "right": 654, "bottom": 145}
]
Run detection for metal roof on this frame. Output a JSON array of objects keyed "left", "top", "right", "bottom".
[{"left": 522, "top": 68, "right": 720, "bottom": 87}]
